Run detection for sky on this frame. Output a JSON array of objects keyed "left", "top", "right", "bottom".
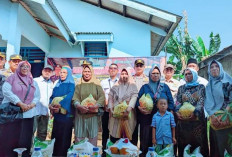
[{"left": 136, "top": 0, "right": 232, "bottom": 53}]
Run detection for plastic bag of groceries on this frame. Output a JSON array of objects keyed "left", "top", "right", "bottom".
[
  {"left": 51, "top": 95, "right": 67, "bottom": 114},
  {"left": 152, "top": 144, "right": 174, "bottom": 157},
  {"left": 34, "top": 138, "right": 55, "bottom": 157},
  {"left": 106, "top": 139, "right": 115, "bottom": 157},
  {"left": 224, "top": 150, "right": 232, "bottom": 157},
  {"left": 67, "top": 138, "right": 94, "bottom": 156},
  {"left": 105, "top": 138, "right": 141, "bottom": 157},
  {"left": 179, "top": 102, "right": 195, "bottom": 119},
  {"left": 113, "top": 101, "right": 131, "bottom": 119},
  {"left": 139, "top": 94, "right": 153, "bottom": 111},
  {"left": 183, "top": 144, "right": 203, "bottom": 157},
  {"left": 81, "top": 94, "right": 97, "bottom": 112}
]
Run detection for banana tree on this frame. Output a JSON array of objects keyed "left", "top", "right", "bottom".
[
  {"left": 165, "top": 27, "right": 195, "bottom": 73},
  {"left": 164, "top": 10, "right": 221, "bottom": 73},
  {"left": 165, "top": 11, "right": 197, "bottom": 73},
  {"left": 192, "top": 32, "right": 221, "bottom": 61}
]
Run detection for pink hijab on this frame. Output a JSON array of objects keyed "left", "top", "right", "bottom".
[{"left": 6, "top": 61, "right": 36, "bottom": 104}]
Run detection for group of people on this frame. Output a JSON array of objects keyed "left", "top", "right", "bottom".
[{"left": 0, "top": 51, "right": 231, "bottom": 157}]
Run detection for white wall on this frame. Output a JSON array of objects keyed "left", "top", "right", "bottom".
[{"left": 52, "top": 0, "right": 152, "bottom": 57}]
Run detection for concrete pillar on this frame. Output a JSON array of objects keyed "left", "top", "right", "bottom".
[{"left": 5, "top": 3, "right": 22, "bottom": 69}]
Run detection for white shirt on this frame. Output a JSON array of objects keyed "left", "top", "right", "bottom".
[
  {"left": 180, "top": 76, "right": 208, "bottom": 87},
  {"left": 100, "top": 77, "right": 118, "bottom": 102},
  {"left": 34, "top": 76, "right": 54, "bottom": 116},
  {"left": 2, "top": 81, "right": 40, "bottom": 118}
]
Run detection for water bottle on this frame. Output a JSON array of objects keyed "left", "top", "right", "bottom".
[
  {"left": 92, "top": 147, "right": 99, "bottom": 157},
  {"left": 146, "top": 147, "right": 155, "bottom": 157},
  {"left": 31, "top": 147, "right": 43, "bottom": 157}
]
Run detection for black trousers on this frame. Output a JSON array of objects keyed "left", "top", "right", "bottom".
[
  {"left": 18, "top": 118, "right": 34, "bottom": 157},
  {"left": 131, "top": 123, "right": 139, "bottom": 146},
  {"left": 110, "top": 135, "right": 120, "bottom": 143},
  {"left": 140, "top": 124, "right": 152, "bottom": 157},
  {"left": 0, "top": 120, "right": 22, "bottom": 157},
  {"left": 52, "top": 118, "right": 73, "bottom": 157},
  {"left": 102, "top": 111, "right": 109, "bottom": 154}
]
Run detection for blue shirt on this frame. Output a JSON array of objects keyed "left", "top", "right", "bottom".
[
  {"left": 136, "top": 83, "right": 174, "bottom": 125},
  {"left": 151, "top": 111, "right": 176, "bottom": 144}
]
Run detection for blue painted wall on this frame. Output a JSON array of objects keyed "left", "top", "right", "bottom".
[
  {"left": 49, "top": 37, "right": 82, "bottom": 58},
  {"left": 50, "top": 0, "right": 152, "bottom": 57}
]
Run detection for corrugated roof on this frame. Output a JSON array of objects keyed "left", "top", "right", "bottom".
[{"left": 81, "top": 0, "right": 182, "bottom": 55}]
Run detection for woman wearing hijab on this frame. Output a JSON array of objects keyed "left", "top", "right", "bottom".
[
  {"left": 108, "top": 68, "right": 138, "bottom": 142},
  {"left": 205, "top": 60, "right": 232, "bottom": 157},
  {"left": 136, "top": 65, "right": 174, "bottom": 157},
  {"left": 0, "top": 61, "right": 40, "bottom": 157},
  {"left": 49, "top": 67, "right": 75, "bottom": 157},
  {"left": 72, "top": 65, "right": 105, "bottom": 146},
  {"left": 175, "top": 68, "right": 209, "bottom": 157}
]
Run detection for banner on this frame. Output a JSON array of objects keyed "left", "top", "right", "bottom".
[{"left": 48, "top": 56, "right": 166, "bottom": 81}]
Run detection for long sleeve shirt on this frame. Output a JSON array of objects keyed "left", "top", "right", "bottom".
[
  {"left": 34, "top": 76, "right": 54, "bottom": 116},
  {"left": 100, "top": 77, "right": 118, "bottom": 103},
  {"left": 2, "top": 81, "right": 40, "bottom": 118}
]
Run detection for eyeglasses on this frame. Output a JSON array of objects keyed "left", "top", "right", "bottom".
[
  {"left": 165, "top": 68, "right": 173, "bottom": 71},
  {"left": 12, "top": 60, "right": 21, "bottom": 63},
  {"left": 20, "top": 65, "right": 30, "bottom": 69},
  {"left": 136, "top": 64, "right": 144, "bottom": 67},
  {"left": 109, "top": 67, "right": 118, "bottom": 70},
  {"left": 0, "top": 57, "right": 5, "bottom": 61},
  {"left": 185, "top": 73, "right": 192, "bottom": 76},
  {"left": 151, "top": 73, "right": 160, "bottom": 75}
]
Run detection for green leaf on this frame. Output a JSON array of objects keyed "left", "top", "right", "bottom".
[
  {"left": 209, "top": 32, "right": 221, "bottom": 54},
  {"left": 197, "top": 36, "right": 207, "bottom": 56},
  {"left": 221, "top": 114, "right": 228, "bottom": 122},
  {"left": 229, "top": 114, "right": 232, "bottom": 122},
  {"left": 214, "top": 112, "right": 225, "bottom": 117},
  {"left": 168, "top": 55, "right": 175, "bottom": 63}
]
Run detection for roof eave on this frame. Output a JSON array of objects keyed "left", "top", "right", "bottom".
[{"left": 152, "top": 16, "right": 182, "bottom": 56}]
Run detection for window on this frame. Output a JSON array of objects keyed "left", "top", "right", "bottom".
[{"left": 84, "top": 42, "right": 108, "bottom": 57}]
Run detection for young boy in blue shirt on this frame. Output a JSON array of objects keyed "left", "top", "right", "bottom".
[{"left": 151, "top": 94, "right": 176, "bottom": 151}]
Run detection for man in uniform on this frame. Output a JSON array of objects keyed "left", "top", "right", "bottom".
[
  {"left": 131, "top": 59, "right": 149, "bottom": 146},
  {"left": 163, "top": 64, "right": 180, "bottom": 102},
  {"left": 0, "top": 54, "right": 22, "bottom": 78},
  {"left": 0, "top": 52, "right": 7, "bottom": 71}
]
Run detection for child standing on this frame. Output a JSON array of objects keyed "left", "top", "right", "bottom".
[{"left": 151, "top": 95, "right": 176, "bottom": 151}]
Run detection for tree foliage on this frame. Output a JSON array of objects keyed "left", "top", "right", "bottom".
[{"left": 164, "top": 11, "right": 221, "bottom": 74}]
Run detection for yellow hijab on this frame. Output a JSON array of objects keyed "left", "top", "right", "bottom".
[{"left": 78, "top": 65, "right": 101, "bottom": 85}]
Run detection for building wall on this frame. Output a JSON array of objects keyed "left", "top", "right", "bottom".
[
  {"left": 198, "top": 46, "right": 232, "bottom": 80},
  {"left": 50, "top": 0, "right": 153, "bottom": 57},
  {"left": 1, "top": 0, "right": 162, "bottom": 58},
  {"left": 48, "top": 37, "right": 82, "bottom": 58},
  {"left": 0, "top": 0, "right": 50, "bottom": 55}
]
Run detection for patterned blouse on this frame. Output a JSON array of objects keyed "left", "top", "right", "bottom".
[{"left": 175, "top": 84, "right": 205, "bottom": 120}]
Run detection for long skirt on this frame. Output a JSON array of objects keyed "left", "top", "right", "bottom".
[
  {"left": 18, "top": 118, "right": 34, "bottom": 157},
  {"left": 0, "top": 119, "right": 22, "bottom": 157},
  {"left": 210, "top": 127, "right": 232, "bottom": 157},
  {"left": 52, "top": 117, "right": 73, "bottom": 157},
  {"left": 139, "top": 124, "right": 152, "bottom": 157},
  {"left": 177, "top": 120, "right": 209, "bottom": 157}
]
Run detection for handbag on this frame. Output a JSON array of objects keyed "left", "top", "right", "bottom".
[{"left": 0, "top": 84, "right": 32, "bottom": 124}]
